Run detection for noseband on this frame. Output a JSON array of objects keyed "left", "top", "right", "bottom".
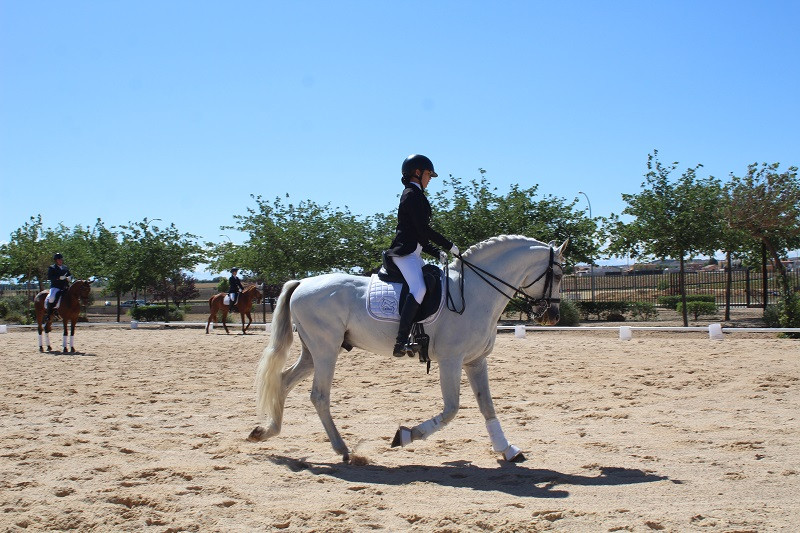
[{"left": 446, "top": 247, "right": 563, "bottom": 319}]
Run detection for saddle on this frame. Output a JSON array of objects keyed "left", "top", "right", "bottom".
[
  {"left": 376, "top": 251, "right": 444, "bottom": 322},
  {"left": 368, "top": 252, "right": 444, "bottom": 370}
]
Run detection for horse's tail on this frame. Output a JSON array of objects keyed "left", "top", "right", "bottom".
[{"left": 255, "top": 279, "right": 301, "bottom": 425}]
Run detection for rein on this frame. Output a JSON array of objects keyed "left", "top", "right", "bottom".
[{"left": 445, "top": 247, "right": 563, "bottom": 319}]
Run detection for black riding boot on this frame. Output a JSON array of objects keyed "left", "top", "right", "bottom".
[
  {"left": 44, "top": 300, "right": 53, "bottom": 322},
  {"left": 393, "top": 295, "right": 420, "bottom": 357}
]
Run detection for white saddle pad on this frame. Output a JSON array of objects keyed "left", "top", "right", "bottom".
[
  {"left": 366, "top": 274, "right": 444, "bottom": 324},
  {"left": 223, "top": 295, "right": 231, "bottom": 305}
]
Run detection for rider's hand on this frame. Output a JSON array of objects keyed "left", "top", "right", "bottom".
[
  {"left": 59, "top": 275, "right": 67, "bottom": 280},
  {"left": 450, "top": 244, "right": 460, "bottom": 256},
  {"left": 439, "top": 250, "right": 448, "bottom": 263}
]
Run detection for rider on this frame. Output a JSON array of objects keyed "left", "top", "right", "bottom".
[
  {"left": 45, "top": 253, "right": 72, "bottom": 322},
  {"left": 228, "top": 267, "right": 245, "bottom": 313},
  {"left": 386, "top": 154, "right": 459, "bottom": 357}
]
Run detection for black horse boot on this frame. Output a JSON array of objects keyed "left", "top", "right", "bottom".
[{"left": 393, "top": 295, "right": 420, "bottom": 357}]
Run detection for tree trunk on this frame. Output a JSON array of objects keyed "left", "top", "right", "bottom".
[
  {"left": 679, "top": 255, "right": 688, "bottom": 327},
  {"left": 724, "top": 251, "right": 732, "bottom": 321}
]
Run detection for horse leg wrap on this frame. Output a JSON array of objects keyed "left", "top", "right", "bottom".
[
  {"left": 38, "top": 334, "right": 43, "bottom": 349},
  {"left": 416, "top": 414, "right": 444, "bottom": 440},
  {"left": 486, "top": 418, "right": 523, "bottom": 461},
  {"left": 486, "top": 418, "right": 509, "bottom": 453},
  {"left": 69, "top": 336, "right": 74, "bottom": 350}
]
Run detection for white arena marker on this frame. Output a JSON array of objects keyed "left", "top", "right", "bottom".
[
  {"left": 130, "top": 320, "right": 138, "bottom": 330},
  {"left": 709, "top": 323, "right": 724, "bottom": 340},
  {"left": 0, "top": 324, "right": 7, "bottom": 334},
  {"left": 514, "top": 325, "right": 526, "bottom": 338},
  {"left": 619, "top": 326, "right": 632, "bottom": 341}
]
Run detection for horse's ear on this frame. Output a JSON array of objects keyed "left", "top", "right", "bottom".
[{"left": 556, "top": 238, "right": 569, "bottom": 257}]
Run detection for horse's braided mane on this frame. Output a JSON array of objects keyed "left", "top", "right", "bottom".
[{"left": 458, "top": 234, "right": 547, "bottom": 262}]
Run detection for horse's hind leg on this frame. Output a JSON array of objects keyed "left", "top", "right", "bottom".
[
  {"left": 309, "top": 353, "right": 352, "bottom": 462},
  {"left": 248, "top": 345, "right": 314, "bottom": 441},
  {"left": 465, "top": 357, "right": 524, "bottom": 462},
  {"left": 221, "top": 310, "right": 230, "bottom": 334}
]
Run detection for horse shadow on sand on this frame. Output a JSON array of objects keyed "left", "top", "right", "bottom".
[
  {"left": 266, "top": 455, "right": 670, "bottom": 498},
  {"left": 44, "top": 350, "right": 96, "bottom": 357}
]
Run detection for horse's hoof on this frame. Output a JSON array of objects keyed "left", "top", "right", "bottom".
[
  {"left": 39, "top": 347, "right": 44, "bottom": 353},
  {"left": 503, "top": 445, "right": 526, "bottom": 463},
  {"left": 391, "top": 426, "right": 412, "bottom": 448},
  {"left": 247, "top": 426, "right": 268, "bottom": 442},
  {"left": 342, "top": 452, "right": 350, "bottom": 464},
  {"left": 69, "top": 347, "right": 76, "bottom": 353}
]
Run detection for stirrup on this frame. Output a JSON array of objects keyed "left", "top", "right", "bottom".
[{"left": 392, "top": 342, "right": 412, "bottom": 358}]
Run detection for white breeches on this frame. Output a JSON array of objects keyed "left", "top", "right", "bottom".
[
  {"left": 47, "top": 288, "right": 61, "bottom": 303},
  {"left": 393, "top": 245, "right": 426, "bottom": 304}
]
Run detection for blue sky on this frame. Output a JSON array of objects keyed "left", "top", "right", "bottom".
[{"left": 1, "top": 1, "right": 798, "bottom": 274}]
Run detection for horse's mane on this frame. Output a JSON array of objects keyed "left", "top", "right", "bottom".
[{"left": 458, "top": 234, "right": 548, "bottom": 262}]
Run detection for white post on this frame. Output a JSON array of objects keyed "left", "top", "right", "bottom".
[
  {"left": 514, "top": 325, "right": 526, "bottom": 338},
  {"left": 708, "top": 323, "right": 724, "bottom": 340},
  {"left": 619, "top": 326, "right": 632, "bottom": 341}
]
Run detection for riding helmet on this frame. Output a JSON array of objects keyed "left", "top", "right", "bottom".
[
  {"left": 231, "top": 267, "right": 239, "bottom": 273},
  {"left": 401, "top": 154, "right": 438, "bottom": 178},
  {"left": 53, "top": 253, "right": 63, "bottom": 261}
]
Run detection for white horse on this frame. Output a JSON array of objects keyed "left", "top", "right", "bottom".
[{"left": 248, "top": 235, "right": 567, "bottom": 463}]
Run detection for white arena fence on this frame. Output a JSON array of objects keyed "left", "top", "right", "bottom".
[{"left": 2, "top": 322, "right": 799, "bottom": 341}]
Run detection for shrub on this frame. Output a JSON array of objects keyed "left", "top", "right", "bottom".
[
  {"left": 628, "top": 301, "right": 658, "bottom": 321},
  {"left": 575, "top": 301, "right": 630, "bottom": 320},
  {"left": 764, "top": 291, "right": 800, "bottom": 338},
  {"left": 0, "top": 295, "right": 33, "bottom": 324},
  {"left": 557, "top": 299, "right": 580, "bottom": 327},
  {"left": 676, "top": 301, "right": 718, "bottom": 320},
  {"left": 658, "top": 294, "right": 716, "bottom": 310},
  {"left": 129, "top": 304, "right": 184, "bottom": 321}
]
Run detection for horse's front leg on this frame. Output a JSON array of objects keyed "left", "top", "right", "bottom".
[
  {"left": 392, "top": 357, "right": 462, "bottom": 448},
  {"left": 68, "top": 320, "right": 76, "bottom": 353},
  {"left": 241, "top": 312, "right": 251, "bottom": 334},
  {"left": 464, "top": 357, "right": 525, "bottom": 462}
]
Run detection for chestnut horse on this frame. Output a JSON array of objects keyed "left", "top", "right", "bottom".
[
  {"left": 206, "top": 285, "right": 263, "bottom": 334},
  {"left": 34, "top": 280, "right": 93, "bottom": 353}
]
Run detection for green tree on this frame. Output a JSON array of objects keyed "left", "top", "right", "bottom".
[
  {"left": 216, "top": 194, "right": 372, "bottom": 282},
  {"left": 605, "top": 151, "right": 723, "bottom": 326},
  {"left": 431, "top": 171, "right": 595, "bottom": 265},
  {"left": 725, "top": 162, "right": 800, "bottom": 332}
]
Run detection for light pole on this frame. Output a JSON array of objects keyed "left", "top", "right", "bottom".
[{"left": 578, "top": 192, "right": 595, "bottom": 303}]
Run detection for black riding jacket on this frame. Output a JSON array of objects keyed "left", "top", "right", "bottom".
[
  {"left": 229, "top": 275, "right": 245, "bottom": 293},
  {"left": 48, "top": 264, "right": 71, "bottom": 290},
  {"left": 387, "top": 183, "right": 453, "bottom": 258}
]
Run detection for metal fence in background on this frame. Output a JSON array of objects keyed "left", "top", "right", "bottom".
[{"left": 563, "top": 269, "right": 800, "bottom": 308}]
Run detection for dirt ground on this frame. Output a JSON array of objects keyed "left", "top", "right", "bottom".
[{"left": 0, "top": 320, "right": 798, "bottom": 532}]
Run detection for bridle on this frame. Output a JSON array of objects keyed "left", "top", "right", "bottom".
[{"left": 445, "top": 246, "right": 564, "bottom": 319}]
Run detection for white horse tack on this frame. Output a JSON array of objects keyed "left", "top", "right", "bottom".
[{"left": 248, "top": 235, "right": 568, "bottom": 463}]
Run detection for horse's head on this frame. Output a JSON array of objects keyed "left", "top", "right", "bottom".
[
  {"left": 75, "top": 280, "right": 93, "bottom": 301},
  {"left": 524, "top": 239, "right": 568, "bottom": 326},
  {"left": 254, "top": 286, "right": 263, "bottom": 303}
]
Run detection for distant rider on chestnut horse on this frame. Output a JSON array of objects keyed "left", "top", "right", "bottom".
[
  {"left": 45, "top": 253, "right": 71, "bottom": 322},
  {"left": 228, "top": 267, "right": 245, "bottom": 313}
]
